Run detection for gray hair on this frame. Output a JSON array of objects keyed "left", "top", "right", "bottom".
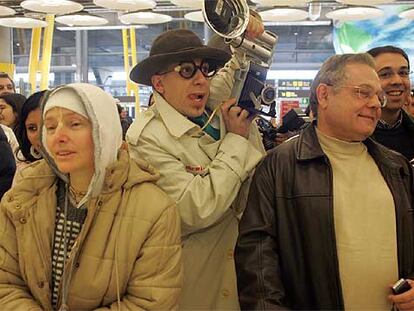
[{"left": 309, "top": 53, "right": 376, "bottom": 118}]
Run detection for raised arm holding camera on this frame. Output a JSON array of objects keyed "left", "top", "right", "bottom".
[{"left": 126, "top": 13, "right": 266, "bottom": 310}]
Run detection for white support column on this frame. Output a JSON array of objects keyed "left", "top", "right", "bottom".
[{"left": 0, "top": 27, "right": 15, "bottom": 78}]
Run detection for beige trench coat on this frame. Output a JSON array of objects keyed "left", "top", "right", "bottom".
[{"left": 127, "top": 55, "right": 266, "bottom": 310}]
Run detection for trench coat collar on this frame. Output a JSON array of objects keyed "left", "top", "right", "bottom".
[{"left": 153, "top": 92, "right": 201, "bottom": 138}]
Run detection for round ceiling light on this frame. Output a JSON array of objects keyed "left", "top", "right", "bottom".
[
  {"left": 0, "top": 16, "right": 47, "bottom": 28},
  {"left": 93, "top": 0, "right": 155, "bottom": 11},
  {"left": 326, "top": 6, "right": 384, "bottom": 21},
  {"left": 21, "top": 0, "right": 83, "bottom": 15},
  {"left": 260, "top": 8, "right": 309, "bottom": 22},
  {"left": 184, "top": 11, "right": 204, "bottom": 22},
  {"left": 399, "top": 8, "right": 414, "bottom": 19},
  {"left": 55, "top": 14, "right": 108, "bottom": 26},
  {"left": 120, "top": 12, "right": 172, "bottom": 24},
  {"left": 251, "top": 0, "right": 310, "bottom": 7},
  {"left": 0, "top": 5, "right": 16, "bottom": 16},
  {"left": 336, "top": 0, "right": 395, "bottom": 5},
  {"left": 170, "top": 0, "right": 203, "bottom": 9}
]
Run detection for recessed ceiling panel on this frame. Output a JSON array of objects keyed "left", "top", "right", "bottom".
[
  {"left": 170, "top": 0, "right": 203, "bottom": 9},
  {"left": 120, "top": 12, "right": 172, "bottom": 24},
  {"left": 0, "top": 16, "right": 47, "bottom": 28},
  {"left": 0, "top": 5, "right": 16, "bottom": 16},
  {"left": 251, "top": 0, "right": 310, "bottom": 7},
  {"left": 93, "top": 0, "right": 155, "bottom": 11},
  {"left": 260, "top": 8, "right": 309, "bottom": 22},
  {"left": 55, "top": 14, "right": 108, "bottom": 26},
  {"left": 185, "top": 11, "right": 204, "bottom": 22},
  {"left": 336, "top": 0, "right": 395, "bottom": 5},
  {"left": 21, "top": 0, "right": 83, "bottom": 15},
  {"left": 326, "top": 7, "right": 384, "bottom": 21}
]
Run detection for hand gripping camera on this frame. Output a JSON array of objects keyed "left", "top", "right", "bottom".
[{"left": 203, "top": 0, "right": 278, "bottom": 117}]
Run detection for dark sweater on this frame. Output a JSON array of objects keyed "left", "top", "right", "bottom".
[{"left": 372, "top": 110, "right": 414, "bottom": 161}]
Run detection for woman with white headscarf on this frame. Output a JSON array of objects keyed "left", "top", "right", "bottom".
[{"left": 0, "top": 83, "right": 182, "bottom": 310}]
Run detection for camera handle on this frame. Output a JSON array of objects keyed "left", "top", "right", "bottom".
[{"left": 226, "top": 31, "right": 278, "bottom": 66}]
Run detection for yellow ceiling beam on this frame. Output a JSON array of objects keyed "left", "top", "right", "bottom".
[
  {"left": 28, "top": 14, "right": 54, "bottom": 93},
  {"left": 122, "top": 27, "right": 140, "bottom": 115}
]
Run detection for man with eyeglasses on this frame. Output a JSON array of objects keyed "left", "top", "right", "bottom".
[
  {"left": 367, "top": 45, "right": 414, "bottom": 162},
  {"left": 0, "top": 72, "right": 15, "bottom": 95},
  {"left": 235, "top": 53, "right": 414, "bottom": 310},
  {"left": 126, "top": 17, "right": 266, "bottom": 310}
]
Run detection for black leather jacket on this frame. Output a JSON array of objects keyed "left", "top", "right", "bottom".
[{"left": 235, "top": 124, "right": 414, "bottom": 310}]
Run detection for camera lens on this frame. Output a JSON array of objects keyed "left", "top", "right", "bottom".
[{"left": 261, "top": 86, "right": 276, "bottom": 105}]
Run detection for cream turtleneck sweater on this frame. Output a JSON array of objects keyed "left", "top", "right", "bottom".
[{"left": 316, "top": 128, "right": 397, "bottom": 310}]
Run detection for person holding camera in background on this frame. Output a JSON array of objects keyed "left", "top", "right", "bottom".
[
  {"left": 126, "top": 14, "right": 266, "bottom": 310},
  {"left": 235, "top": 53, "right": 414, "bottom": 310}
]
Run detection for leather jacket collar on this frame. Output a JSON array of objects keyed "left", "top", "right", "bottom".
[{"left": 297, "top": 123, "right": 410, "bottom": 176}]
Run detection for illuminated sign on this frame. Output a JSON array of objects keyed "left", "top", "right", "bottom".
[{"left": 277, "top": 79, "right": 312, "bottom": 98}]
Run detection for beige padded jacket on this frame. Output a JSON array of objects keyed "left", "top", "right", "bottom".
[{"left": 0, "top": 149, "right": 182, "bottom": 310}]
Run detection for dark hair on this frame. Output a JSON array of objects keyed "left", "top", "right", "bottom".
[
  {"left": 116, "top": 103, "right": 123, "bottom": 114},
  {"left": 367, "top": 45, "right": 410, "bottom": 68},
  {"left": 0, "top": 72, "right": 15, "bottom": 92},
  {"left": 308, "top": 91, "right": 318, "bottom": 118},
  {"left": 16, "top": 91, "right": 46, "bottom": 162},
  {"left": 148, "top": 93, "right": 154, "bottom": 107},
  {"left": 0, "top": 93, "right": 27, "bottom": 132}
]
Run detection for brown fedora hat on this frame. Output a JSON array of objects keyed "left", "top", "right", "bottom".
[{"left": 129, "top": 29, "right": 231, "bottom": 86}]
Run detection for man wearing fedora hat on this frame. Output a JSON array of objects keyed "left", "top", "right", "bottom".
[{"left": 126, "top": 15, "right": 266, "bottom": 310}]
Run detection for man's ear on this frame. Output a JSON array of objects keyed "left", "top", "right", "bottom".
[
  {"left": 316, "top": 84, "right": 330, "bottom": 110},
  {"left": 151, "top": 75, "right": 164, "bottom": 94}
]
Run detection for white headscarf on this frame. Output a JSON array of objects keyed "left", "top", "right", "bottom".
[{"left": 43, "top": 88, "right": 88, "bottom": 119}]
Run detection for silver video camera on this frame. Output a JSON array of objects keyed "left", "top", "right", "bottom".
[{"left": 203, "top": 0, "right": 278, "bottom": 117}]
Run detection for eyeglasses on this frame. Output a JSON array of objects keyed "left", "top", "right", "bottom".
[
  {"left": 377, "top": 68, "right": 412, "bottom": 80},
  {"left": 328, "top": 84, "right": 387, "bottom": 108},
  {"left": 159, "top": 60, "right": 217, "bottom": 79}
]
